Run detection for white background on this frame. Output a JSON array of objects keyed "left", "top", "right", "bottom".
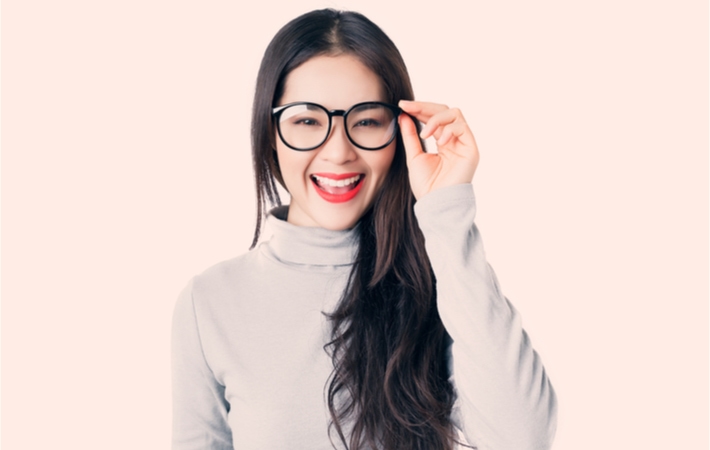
[{"left": 3, "top": 0, "right": 707, "bottom": 448}]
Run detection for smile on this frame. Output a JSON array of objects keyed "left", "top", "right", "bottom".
[{"left": 310, "top": 173, "right": 364, "bottom": 203}]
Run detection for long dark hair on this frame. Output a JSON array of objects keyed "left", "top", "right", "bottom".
[{"left": 251, "top": 9, "right": 459, "bottom": 449}]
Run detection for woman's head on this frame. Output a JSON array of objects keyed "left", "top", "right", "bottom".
[{"left": 251, "top": 9, "right": 415, "bottom": 242}]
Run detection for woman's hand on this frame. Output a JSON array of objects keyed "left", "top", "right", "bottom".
[{"left": 398, "top": 100, "right": 479, "bottom": 200}]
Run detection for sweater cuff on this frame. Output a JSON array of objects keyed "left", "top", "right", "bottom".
[{"left": 413, "top": 183, "right": 476, "bottom": 229}]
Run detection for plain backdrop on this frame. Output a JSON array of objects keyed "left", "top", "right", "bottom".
[{"left": 2, "top": 0, "right": 707, "bottom": 449}]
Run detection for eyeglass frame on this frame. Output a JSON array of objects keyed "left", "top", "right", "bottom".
[{"left": 271, "top": 101, "right": 403, "bottom": 151}]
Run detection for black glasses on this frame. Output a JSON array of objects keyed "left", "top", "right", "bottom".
[{"left": 272, "top": 101, "right": 402, "bottom": 151}]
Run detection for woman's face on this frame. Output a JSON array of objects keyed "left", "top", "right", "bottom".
[{"left": 275, "top": 54, "right": 396, "bottom": 230}]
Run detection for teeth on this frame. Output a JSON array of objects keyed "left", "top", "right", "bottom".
[{"left": 312, "top": 174, "right": 361, "bottom": 187}]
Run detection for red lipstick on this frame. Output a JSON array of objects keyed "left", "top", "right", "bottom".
[{"left": 310, "top": 173, "right": 364, "bottom": 203}]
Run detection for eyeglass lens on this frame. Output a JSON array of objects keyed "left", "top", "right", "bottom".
[{"left": 277, "top": 103, "right": 397, "bottom": 150}]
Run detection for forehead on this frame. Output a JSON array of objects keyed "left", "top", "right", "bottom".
[{"left": 279, "top": 54, "right": 385, "bottom": 109}]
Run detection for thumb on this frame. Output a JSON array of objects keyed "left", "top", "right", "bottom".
[{"left": 398, "top": 113, "right": 424, "bottom": 165}]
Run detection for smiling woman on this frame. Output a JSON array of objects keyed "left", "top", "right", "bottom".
[{"left": 171, "top": 8, "right": 557, "bottom": 450}]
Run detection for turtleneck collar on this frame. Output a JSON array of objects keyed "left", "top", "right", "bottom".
[{"left": 260, "top": 205, "right": 359, "bottom": 267}]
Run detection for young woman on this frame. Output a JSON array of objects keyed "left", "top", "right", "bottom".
[{"left": 172, "top": 9, "right": 557, "bottom": 450}]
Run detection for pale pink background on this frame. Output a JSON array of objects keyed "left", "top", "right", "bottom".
[{"left": 3, "top": 0, "right": 707, "bottom": 449}]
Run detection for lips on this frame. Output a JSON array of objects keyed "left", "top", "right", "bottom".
[{"left": 310, "top": 172, "right": 364, "bottom": 203}]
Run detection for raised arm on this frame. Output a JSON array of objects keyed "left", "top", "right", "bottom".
[{"left": 400, "top": 102, "right": 557, "bottom": 449}]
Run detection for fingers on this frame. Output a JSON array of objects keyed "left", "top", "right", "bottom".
[
  {"left": 398, "top": 101, "right": 480, "bottom": 195},
  {"left": 399, "top": 101, "right": 447, "bottom": 140},
  {"left": 398, "top": 112, "right": 424, "bottom": 164},
  {"left": 399, "top": 100, "right": 475, "bottom": 148},
  {"left": 398, "top": 100, "right": 448, "bottom": 123},
  {"left": 423, "top": 108, "right": 469, "bottom": 146}
]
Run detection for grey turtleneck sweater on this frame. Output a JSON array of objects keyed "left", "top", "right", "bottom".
[{"left": 172, "top": 184, "right": 557, "bottom": 449}]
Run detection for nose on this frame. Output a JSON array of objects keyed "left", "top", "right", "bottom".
[{"left": 317, "top": 120, "right": 357, "bottom": 165}]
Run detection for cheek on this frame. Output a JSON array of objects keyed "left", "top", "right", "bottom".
[
  {"left": 274, "top": 143, "right": 294, "bottom": 190},
  {"left": 275, "top": 142, "right": 311, "bottom": 191},
  {"left": 370, "top": 144, "right": 397, "bottom": 181}
]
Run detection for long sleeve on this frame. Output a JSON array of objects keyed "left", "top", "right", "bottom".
[
  {"left": 414, "top": 184, "right": 557, "bottom": 450},
  {"left": 171, "top": 279, "right": 233, "bottom": 450}
]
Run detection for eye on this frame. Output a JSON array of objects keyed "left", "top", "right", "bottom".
[
  {"left": 348, "top": 105, "right": 392, "bottom": 129},
  {"left": 291, "top": 117, "right": 322, "bottom": 127},
  {"left": 279, "top": 104, "right": 327, "bottom": 128},
  {"left": 353, "top": 118, "right": 383, "bottom": 128}
]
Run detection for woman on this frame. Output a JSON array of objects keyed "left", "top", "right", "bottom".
[{"left": 172, "top": 8, "right": 557, "bottom": 450}]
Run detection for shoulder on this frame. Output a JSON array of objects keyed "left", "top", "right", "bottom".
[
  {"left": 193, "top": 250, "right": 258, "bottom": 293},
  {"left": 178, "top": 249, "right": 262, "bottom": 316}
]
